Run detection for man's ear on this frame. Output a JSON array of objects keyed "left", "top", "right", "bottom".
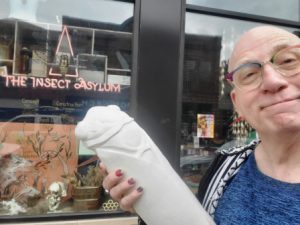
[{"left": 230, "top": 90, "right": 243, "bottom": 117}]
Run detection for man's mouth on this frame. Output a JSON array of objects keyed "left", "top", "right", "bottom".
[{"left": 260, "top": 96, "right": 300, "bottom": 110}]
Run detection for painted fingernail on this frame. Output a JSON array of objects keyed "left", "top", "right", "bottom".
[
  {"left": 128, "top": 178, "right": 135, "bottom": 185},
  {"left": 115, "top": 169, "right": 123, "bottom": 177},
  {"left": 137, "top": 186, "right": 143, "bottom": 193}
]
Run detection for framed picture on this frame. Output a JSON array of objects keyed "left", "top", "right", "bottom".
[
  {"left": 197, "top": 114, "right": 214, "bottom": 138},
  {"left": 77, "top": 54, "right": 107, "bottom": 83},
  {"left": 0, "top": 66, "right": 8, "bottom": 76},
  {"left": 0, "top": 120, "right": 78, "bottom": 197},
  {"left": 31, "top": 50, "right": 47, "bottom": 77},
  {"left": 0, "top": 44, "right": 9, "bottom": 60}
]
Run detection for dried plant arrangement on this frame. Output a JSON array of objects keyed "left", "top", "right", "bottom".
[{"left": 63, "top": 165, "right": 104, "bottom": 187}]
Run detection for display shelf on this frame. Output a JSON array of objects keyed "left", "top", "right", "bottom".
[
  {"left": 13, "top": 21, "right": 47, "bottom": 75},
  {"left": 0, "top": 18, "right": 132, "bottom": 84},
  {"left": 0, "top": 59, "right": 14, "bottom": 62},
  {"left": 0, "top": 19, "right": 15, "bottom": 65}
]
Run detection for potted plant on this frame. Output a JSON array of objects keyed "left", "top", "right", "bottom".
[{"left": 63, "top": 163, "right": 104, "bottom": 211}]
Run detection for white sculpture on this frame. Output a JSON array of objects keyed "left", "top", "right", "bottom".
[
  {"left": 46, "top": 182, "right": 66, "bottom": 211},
  {"left": 75, "top": 105, "right": 215, "bottom": 225}
]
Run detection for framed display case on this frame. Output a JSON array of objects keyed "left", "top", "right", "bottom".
[
  {"left": 77, "top": 54, "right": 107, "bottom": 83},
  {"left": 0, "top": 20, "right": 15, "bottom": 75},
  {"left": 0, "top": 7, "right": 133, "bottom": 219}
]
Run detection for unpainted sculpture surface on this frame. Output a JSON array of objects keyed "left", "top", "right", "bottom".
[{"left": 75, "top": 105, "right": 215, "bottom": 225}]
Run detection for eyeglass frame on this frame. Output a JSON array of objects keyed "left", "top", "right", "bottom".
[{"left": 225, "top": 44, "right": 300, "bottom": 91}]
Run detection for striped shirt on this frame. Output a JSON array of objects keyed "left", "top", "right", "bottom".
[{"left": 198, "top": 140, "right": 259, "bottom": 217}]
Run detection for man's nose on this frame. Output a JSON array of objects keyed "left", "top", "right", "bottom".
[{"left": 259, "top": 63, "right": 288, "bottom": 93}]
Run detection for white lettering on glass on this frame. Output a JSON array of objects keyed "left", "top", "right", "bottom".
[{"left": 2, "top": 75, "right": 121, "bottom": 93}]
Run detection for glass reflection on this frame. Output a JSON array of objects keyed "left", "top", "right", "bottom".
[
  {"left": 181, "top": 13, "right": 300, "bottom": 193},
  {"left": 187, "top": 0, "right": 300, "bottom": 22},
  {"left": 1, "top": 0, "right": 134, "bottom": 28}
]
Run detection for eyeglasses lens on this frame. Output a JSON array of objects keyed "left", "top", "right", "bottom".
[{"left": 232, "top": 45, "right": 300, "bottom": 91}]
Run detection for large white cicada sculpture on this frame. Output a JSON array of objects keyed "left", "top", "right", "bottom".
[{"left": 75, "top": 105, "right": 215, "bottom": 225}]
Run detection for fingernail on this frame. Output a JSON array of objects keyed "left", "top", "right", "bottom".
[
  {"left": 115, "top": 169, "right": 123, "bottom": 177},
  {"left": 137, "top": 186, "right": 143, "bottom": 193},
  {"left": 128, "top": 178, "right": 135, "bottom": 185}
]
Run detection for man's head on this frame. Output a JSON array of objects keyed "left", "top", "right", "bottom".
[
  {"left": 229, "top": 26, "right": 300, "bottom": 72},
  {"left": 228, "top": 26, "right": 300, "bottom": 136}
]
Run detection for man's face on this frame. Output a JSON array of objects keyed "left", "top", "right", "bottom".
[{"left": 229, "top": 26, "right": 300, "bottom": 136}]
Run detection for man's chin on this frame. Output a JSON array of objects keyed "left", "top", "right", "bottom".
[{"left": 258, "top": 115, "right": 300, "bottom": 134}]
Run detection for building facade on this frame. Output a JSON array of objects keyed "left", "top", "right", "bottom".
[{"left": 0, "top": 0, "right": 299, "bottom": 223}]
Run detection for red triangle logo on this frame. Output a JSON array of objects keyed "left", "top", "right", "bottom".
[{"left": 49, "top": 26, "right": 78, "bottom": 78}]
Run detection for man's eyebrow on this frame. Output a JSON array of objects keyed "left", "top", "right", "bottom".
[
  {"left": 238, "top": 43, "right": 292, "bottom": 65},
  {"left": 234, "top": 58, "right": 257, "bottom": 69},
  {"left": 231, "top": 42, "right": 298, "bottom": 71},
  {"left": 271, "top": 43, "right": 290, "bottom": 54}
]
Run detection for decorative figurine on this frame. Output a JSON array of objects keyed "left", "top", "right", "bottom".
[
  {"left": 75, "top": 105, "right": 215, "bottom": 225},
  {"left": 59, "top": 54, "right": 69, "bottom": 77},
  {"left": 46, "top": 182, "right": 66, "bottom": 211},
  {"left": 20, "top": 46, "right": 32, "bottom": 74}
]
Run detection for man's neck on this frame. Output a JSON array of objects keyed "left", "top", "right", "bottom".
[{"left": 255, "top": 132, "right": 300, "bottom": 183}]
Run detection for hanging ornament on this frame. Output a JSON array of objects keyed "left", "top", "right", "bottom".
[
  {"left": 231, "top": 111, "right": 253, "bottom": 145},
  {"left": 219, "top": 60, "right": 229, "bottom": 99}
]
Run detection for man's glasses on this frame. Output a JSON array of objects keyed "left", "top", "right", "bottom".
[{"left": 225, "top": 44, "right": 300, "bottom": 91}]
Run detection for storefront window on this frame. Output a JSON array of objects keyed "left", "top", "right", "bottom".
[
  {"left": 181, "top": 12, "right": 300, "bottom": 193},
  {"left": 0, "top": 0, "right": 134, "bottom": 218},
  {"left": 187, "top": 0, "right": 300, "bottom": 22}
]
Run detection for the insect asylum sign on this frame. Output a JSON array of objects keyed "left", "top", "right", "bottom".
[
  {"left": 2, "top": 75, "right": 121, "bottom": 93},
  {"left": 1, "top": 25, "right": 124, "bottom": 93}
]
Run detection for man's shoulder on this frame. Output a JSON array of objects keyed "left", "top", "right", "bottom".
[
  {"left": 217, "top": 139, "right": 260, "bottom": 156},
  {"left": 197, "top": 139, "right": 259, "bottom": 210}
]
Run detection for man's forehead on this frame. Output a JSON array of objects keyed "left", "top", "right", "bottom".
[
  {"left": 229, "top": 26, "right": 299, "bottom": 70},
  {"left": 233, "top": 40, "right": 293, "bottom": 67}
]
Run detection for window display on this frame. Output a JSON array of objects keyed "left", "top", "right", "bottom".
[{"left": 0, "top": 0, "right": 134, "bottom": 218}]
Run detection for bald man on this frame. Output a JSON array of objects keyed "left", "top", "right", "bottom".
[{"left": 102, "top": 26, "right": 300, "bottom": 224}]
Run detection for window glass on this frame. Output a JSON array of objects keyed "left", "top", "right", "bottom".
[
  {"left": 187, "top": 0, "right": 300, "bottom": 22},
  {"left": 0, "top": 0, "right": 133, "bottom": 27},
  {"left": 181, "top": 12, "right": 300, "bottom": 193},
  {"left": 0, "top": 0, "right": 133, "bottom": 218}
]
